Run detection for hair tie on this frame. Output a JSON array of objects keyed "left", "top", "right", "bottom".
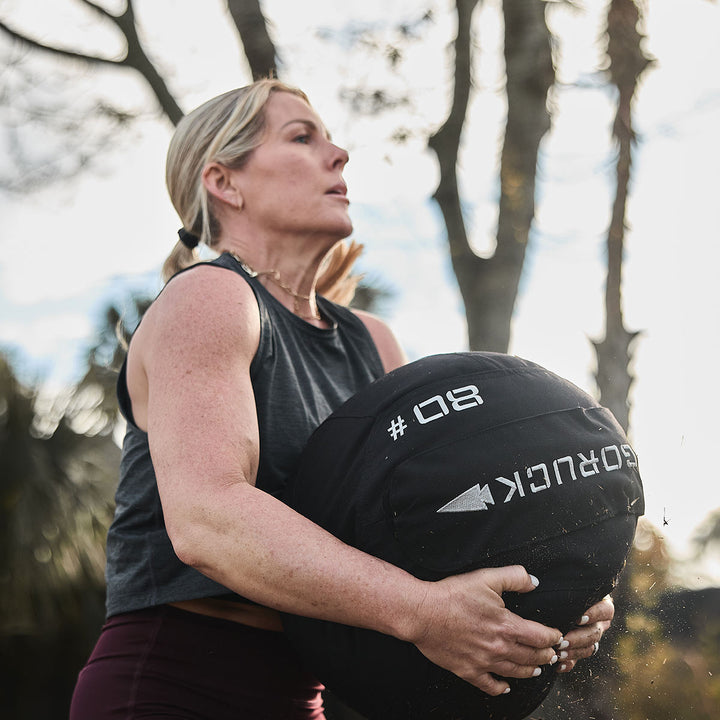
[{"left": 178, "top": 228, "right": 200, "bottom": 250}]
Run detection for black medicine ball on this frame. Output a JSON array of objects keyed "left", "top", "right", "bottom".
[{"left": 281, "top": 352, "right": 644, "bottom": 720}]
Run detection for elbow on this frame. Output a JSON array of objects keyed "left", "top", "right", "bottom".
[
  {"left": 170, "top": 535, "right": 198, "bottom": 569},
  {"left": 160, "top": 480, "right": 253, "bottom": 578},
  {"left": 165, "top": 513, "right": 209, "bottom": 571}
]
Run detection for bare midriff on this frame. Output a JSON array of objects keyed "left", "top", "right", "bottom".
[{"left": 169, "top": 597, "right": 284, "bottom": 632}]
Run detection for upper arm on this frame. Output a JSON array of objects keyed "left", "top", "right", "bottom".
[
  {"left": 353, "top": 309, "right": 407, "bottom": 373},
  {"left": 132, "top": 266, "right": 262, "bottom": 536}
]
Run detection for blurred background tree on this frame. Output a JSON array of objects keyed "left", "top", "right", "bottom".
[
  {"left": 0, "top": 294, "right": 154, "bottom": 716},
  {"left": 0, "top": 350, "right": 116, "bottom": 717},
  {"left": 614, "top": 522, "right": 720, "bottom": 719}
]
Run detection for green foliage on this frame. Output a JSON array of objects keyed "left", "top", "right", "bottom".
[
  {"left": 615, "top": 609, "right": 720, "bottom": 719},
  {"left": 0, "top": 355, "right": 117, "bottom": 636},
  {"left": 537, "top": 520, "right": 720, "bottom": 720},
  {"left": 0, "top": 294, "right": 147, "bottom": 718},
  {"left": 613, "top": 521, "right": 720, "bottom": 720},
  {"left": 693, "top": 508, "right": 720, "bottom": 559}
]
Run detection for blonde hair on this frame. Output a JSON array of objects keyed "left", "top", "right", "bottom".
[{"left": 162, "top": 79, "right": 361, "bottom": 304}]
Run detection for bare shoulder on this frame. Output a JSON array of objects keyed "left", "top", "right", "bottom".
[
  {"left": 352, "top": 308, "right": 407, "bottom": 373},
  {"left": 126, "top": 264, "right": 260, "bottom": 429},
  {"left": 140, "top": 264, "right": 260, "bottom": 356}
]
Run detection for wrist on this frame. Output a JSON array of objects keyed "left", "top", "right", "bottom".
[{"left": 385, "top": 576, "right": 439, "bottom": 645}]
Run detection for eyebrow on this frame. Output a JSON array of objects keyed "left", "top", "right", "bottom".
[{"left": 281, "top": 118, "right": 332, "bottom": 141}]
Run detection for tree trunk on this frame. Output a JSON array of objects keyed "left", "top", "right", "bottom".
[
  {"left": 540, "top": 3, "right": 652, "bottom": 718},
  {"left": 226, "top": 0, "right": 279, "bottom": 80},
  {"left": 429, "top": 0, "right": 554, "bottom": 352},
  {"left": 592, "top": 0, "right": 652, "bottom": 432}
]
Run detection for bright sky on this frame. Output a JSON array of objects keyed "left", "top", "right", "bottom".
[{"left": 1, "top": 0, "right": 719, "bottom": 584}]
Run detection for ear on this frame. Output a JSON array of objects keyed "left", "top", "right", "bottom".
[{"left": 202, "top": 162, "right": 243, "bottom": 210}]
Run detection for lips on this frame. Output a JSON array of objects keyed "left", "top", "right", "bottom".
[{"left": 326, "top": 182, "right": 348, "bottom": 197}]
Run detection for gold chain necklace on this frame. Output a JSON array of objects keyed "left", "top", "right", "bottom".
[{"left": 228, "top": 252, "right": 322, "bottom": 322}]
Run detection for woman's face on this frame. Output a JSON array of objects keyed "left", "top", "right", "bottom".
[{"left": 232, "top": 91, "right": 352, "bottom": 245}]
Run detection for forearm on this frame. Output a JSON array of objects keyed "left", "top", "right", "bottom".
[
  {"left": 167, "top": 480, "right": 426, "bottom": 642},
  {"left": 164, "top": 477, "right": 564, "bottom": 697}
]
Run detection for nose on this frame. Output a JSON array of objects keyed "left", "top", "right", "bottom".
[{"left": 331, "top": 143, "right": 349, "bottom": 169}]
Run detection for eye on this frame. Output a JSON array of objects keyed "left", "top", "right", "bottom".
[{"left": 293, "top": 134, "right": 311, "bottom": 144}]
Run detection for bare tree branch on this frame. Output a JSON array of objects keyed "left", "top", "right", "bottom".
[
  {"left": 0, "top": 0, "right": 184, "bottom": 125},
  {"left": 0, "top": 0, "right": 283, "bottom": 196},
  {"left": 0, "top": 19, "right": 123, "bottom": 67}
]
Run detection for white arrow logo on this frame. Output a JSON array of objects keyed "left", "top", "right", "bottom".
[{"left": 437, "top": 483, "right": 495, "bottom": 513}]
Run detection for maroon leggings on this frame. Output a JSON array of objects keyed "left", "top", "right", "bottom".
[{"left": 70, "top": 605, "right": 325, "bottom": 720}]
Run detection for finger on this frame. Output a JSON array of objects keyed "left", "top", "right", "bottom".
[
  {"left": 502, "top": 642, "right": 560, "bottom": 669},
  {"left": 560, "top": 626, "right": 604, "bottom": 662},
  {"left": 561, "top": 639, "right": 599, "bottom": 662},
  {"left": 481, "top": 564, "right": 539, "bottom": 596},
  {"left": 560, "top": 644, "right": 597, "bottom": 665},
  {"left": 458, "top": 566, "right": 562, "bottom": 648},
  {"left": 571, "top": 637, "right": 602, "bottom": 661},
  {"left": 557, "top": 658, "right": 577, "bottom": 673},
  {"left": 562, "top": 622, "right": 604, "bottom": 651},
  {"left": 556, "top": 631, "right": 602, "bottom": 673},
  {"left": 578, "top": 595, "right": 615, "bottom": 625},
  {"left": 477, "top": 566, "right": 563, "bottom": 649},
  {"left": 493, "top": 656, "right": 558, "bottom": 680},
  {"left": 465, "top": 672, "right": 512, "bottom": 697},
  {"left": 508, "top": 613, "right": 564, "bottom": 651}
]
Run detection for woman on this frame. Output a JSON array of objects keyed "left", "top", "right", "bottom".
[{"left": 70, "top": 79, "right": 612, "bottom": 719}]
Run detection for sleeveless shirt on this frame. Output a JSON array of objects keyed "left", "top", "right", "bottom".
[{"left": 104, "top": 252, "right": 385, "bottom": 617}]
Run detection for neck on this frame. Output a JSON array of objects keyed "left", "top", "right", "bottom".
[
  {"left": 226, "top": 251, "right": 326, "bottom": 325},
  {"left": 216, "top": 225, "right": 340, "bottom": 323}
]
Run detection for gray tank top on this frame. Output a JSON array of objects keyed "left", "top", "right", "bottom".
[{"left": 105, "top": 252, "right": 385, "bottom": 617}]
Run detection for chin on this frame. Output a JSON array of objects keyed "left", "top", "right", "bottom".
[
  {"left": 340, "top": 215, "right": 354, "bottom": 237},
  {"left": 337, "top": 225, "right": 354, "bottom": 241},
  {"left": 308, "top": 214, "right": 353, "bottom": 247},
  {"left": 327, "top": 219, "right": 354, "bottom": 242}
]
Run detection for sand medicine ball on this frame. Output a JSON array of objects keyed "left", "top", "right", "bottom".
[{"left": 281, "top": 352, "right": 644, "bottom": 720}]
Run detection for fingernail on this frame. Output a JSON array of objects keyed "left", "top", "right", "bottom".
[
  {"left": 579, "top": 615, "right": 590, "bottom": 625},
  {"left": 532, "top": 667, "right": 542, "bottom": 677},
  {"left": 503, "top": 687, "right": 511, "bottom": 694},
  {"left": 550, "top": 654, "right": 558, "bottom": 665},
  {"left": 530, "top": 574, "right": 539, "bottom": 588},
  {"left": 559, "top": 640, "right": 570, "bottom": 650},
  {"left": 560, "top": 651, "right": 568, "bottom": 660},
  {"left": 560, "top": 663, "right": 567, "bottom": 672}
]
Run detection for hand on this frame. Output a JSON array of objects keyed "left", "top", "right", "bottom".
[
  {"left": 556, "top": 595, "right": 614, "bottom": 673},
  {"left": 409, "top": 565, "right": 563, "bottom": 696}
]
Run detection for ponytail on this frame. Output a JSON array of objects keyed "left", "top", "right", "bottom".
[
  {"left": 161, "top": 240, "right": 198, "bottom": 284},
  {"left": 317, "top": 240, "right": 364, "bottom": 306}
]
